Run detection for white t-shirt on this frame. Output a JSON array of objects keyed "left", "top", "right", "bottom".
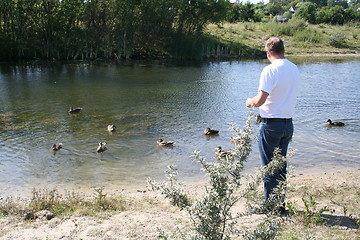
[{"left": 258, "top": 59, "right": 300, "bottom": 118}]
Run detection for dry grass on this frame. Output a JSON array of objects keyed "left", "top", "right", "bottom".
[{"left": 205, "top": 21, "right": 360, "bottom": 57}]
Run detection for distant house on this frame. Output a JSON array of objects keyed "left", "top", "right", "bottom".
[{"left": 289, "top": 6, "right": 298, "bottom": 16}]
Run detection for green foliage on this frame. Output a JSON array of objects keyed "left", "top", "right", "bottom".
[
  {"left": 293, "top": 27, "right": 323, "bottom": 43},
  {"left": 301, "top": 194, "right": 331, "bottom": 225},
  {"left": 148, "top": 165, "right": 191, "bottom": 210},
  {"left": 295, "top": 2, "right": 317, "bottom": 24},
  {"left": 317, "top": 6, "right": 346, "bottom": 24},
  {"left": 327, "top": 0, "right": 349, "bottom": 8},
  {"left": 243, "top": 217, "right": 286, "bottom": 240},
  {"left": 0, "top": 0, "right": 231, "bottom": 60},
  {"left": 267, "top": 18, "right": 307, "bottom": 37},
  {"left": 328, "top": 31, "right": 347, "bottom": 47},
  {"left": 266, "top": 2, "right": 284, "bottom": 16},
  {"left": 283, "top": 11, "right": 292, "bottom": 20}
]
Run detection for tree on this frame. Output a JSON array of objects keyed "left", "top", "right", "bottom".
[
  {"left": 317, "top": 5, "right": 346, "bottom": 24},
  {"left": 59, "top": 0, "right": 85, "bottom": 60},
  {"left": 266, "top": 2, "right": 283, "bottom": 16},
  {"left": 174, "top": 0, "right": 230, "bottom": 34},
  {"left": 238, "top": 2, "right": 256, "bottom": 22},
  {"left": 327, "top": 0, "right": 349, "bottom": 8},
  {"left": 295, "top": 2, "right": 317, "bottom": 23},
  {"left": 344, "top": 7, "right": 360, "bottom": 22}
]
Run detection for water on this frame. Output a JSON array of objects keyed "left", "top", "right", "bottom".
[{"left": 0, "top": 58, "right": 359, "bottom": 197}]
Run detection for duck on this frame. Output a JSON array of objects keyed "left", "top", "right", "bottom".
[
  {"left": 51, "top": 143, "right": 63, "bottom": 151},
  {"left": 96, "top": 142, "right": 107, "bottom": 153},
  {"left": 69, "top": 107, "right": 82, "bottom": 113},
  {"left": 107, "top": 124, "right": 116, "bottom": 132},
  {"left": 327, "top": 119, "right": 345, "bottom": 126},
  {"left": 215, "top": 146, "right": 232, "bottom": 159},
  {"left": 157, "top": 139, "right": 175, "bottom": 147},
  {"left": 204, "top": 128, "right": 219, "bottom": 135}
]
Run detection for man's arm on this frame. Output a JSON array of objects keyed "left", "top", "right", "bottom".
[{"left": 246, "top": 90, "right": 269, "bottom": 107}]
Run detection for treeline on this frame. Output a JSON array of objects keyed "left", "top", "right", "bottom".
[
  {"left": 0, "top": 0, "right": 359, "bottom": 61},
  {"left": 228, "top": 0, "right": 359, "bottom": 24},
  {"left": 0, "top": 0, "right": 230, "bottom": 61}
]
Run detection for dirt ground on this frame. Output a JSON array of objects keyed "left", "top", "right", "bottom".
[{"left": 0, "top": 168, "right": 359, "bottom": 240}]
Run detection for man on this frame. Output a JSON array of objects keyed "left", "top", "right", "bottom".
[{"left": 246, "top": 37, "right": 300, "bottom": 210}]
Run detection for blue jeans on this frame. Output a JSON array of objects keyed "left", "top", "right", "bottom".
[{"left": 258, "top": 118, "right": 293, "bottom": 202}]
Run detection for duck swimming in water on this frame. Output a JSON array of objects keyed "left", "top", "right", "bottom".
[
  {"left": 327, "top": 119, "right": 345, "bottom": 126},
  {"left": 215, "top": 146, "right": 232, "bottom": 159},
  {"left": 157, "top": 139, "right": 175, "bottom": 147},
  {"left": 51, "top": 143, "right": 63, "bottom": 151},
  {"left": 204, "top": 128, "right": 219, "bottom": 135},
  {"left": 96, "top": 142, "right": 107, "bottom": 153},
  {"left": 107, "top": 124, "right": 116, "bottom": 132},
  {"left": 69, "top": 107, "right": 82, "bottom": 113}
]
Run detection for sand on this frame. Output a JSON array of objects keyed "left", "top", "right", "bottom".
[{"left": 0, "top": 168, "right": 359, "bottom": 240}]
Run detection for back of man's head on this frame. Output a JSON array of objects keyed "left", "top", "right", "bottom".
[{"left": 265, "top": 37, "right": 285, "bottom": 56}]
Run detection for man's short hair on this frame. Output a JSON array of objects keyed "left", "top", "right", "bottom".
[{"left": 265, "top": 37, "right": 285, "bottom": 55}]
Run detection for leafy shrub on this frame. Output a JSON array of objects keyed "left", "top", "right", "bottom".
[
  {"left": 293, "top": 27, "right": 323, "bottom": 43},
  {"left": 328, "top": 31, "right": 347, "bottom": 47},
  {"left": 288, "top": 18, "right": 308, "bottom": 31},
  {"left": 301, "top": 194, "right": 331, "bottom": 225},
  {"left": 266, "top": 18, "right": 308, "bottom": 37}
]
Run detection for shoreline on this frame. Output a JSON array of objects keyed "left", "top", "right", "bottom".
[
  {"left": 1, "top": 168, "right": 359, "bottom": 239},
  {"left": 1, "top": 163, "right": 358, "bottom": 200}
]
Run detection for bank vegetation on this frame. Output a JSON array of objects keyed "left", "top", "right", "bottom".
[{"left": 0, "top": 0, "right": 359, "bottom": 61}]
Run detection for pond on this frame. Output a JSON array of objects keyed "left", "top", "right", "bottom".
[{"left": 0, "top": 57, "right": 359, "bottom": 197}]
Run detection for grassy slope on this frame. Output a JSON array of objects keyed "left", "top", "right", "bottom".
[{"left": 205, "top": 20, "right": 360, "bottom": 57}]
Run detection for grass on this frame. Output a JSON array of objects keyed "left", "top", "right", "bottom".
[
  {"left": 205, "top": 20, "right": 360, "bottom": 58},
  {"left": 0, "top": 187, "right": 130, "bottom": 220}
]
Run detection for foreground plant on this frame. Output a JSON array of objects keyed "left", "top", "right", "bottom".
[{"left": 148, "top": 110, "right": 293, "bottom": 239}]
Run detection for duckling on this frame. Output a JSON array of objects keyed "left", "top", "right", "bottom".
[
  {"left": 51, "top": 143, "right": 63, "bottom": 151},
  {"left": 215, "top": 146, "right": 232, "bottom": 159},
  {"left": 327, "top": 119, "right": 345, "bottom": 126},
  {"left": 107, "top": 124, "right": 116, "bottom": 132},
  {"left": 96, "top": 142, "right": 107, "bottom": 153},
  {"left": 157, "top": 139, "right": 175, "bottom": 147},
  {"left": 69, "top": 107, "right": 82, "bottom": 113},
  {"left": 204, "top": 128, "right": 219, "bottom": 135}
]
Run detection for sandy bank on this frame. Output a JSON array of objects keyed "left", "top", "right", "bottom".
[{"left": 0, "top": 168, "right": 359, "bottom": 240}]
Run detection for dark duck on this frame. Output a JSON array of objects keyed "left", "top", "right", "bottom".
[
  {"left": 69, "top": 107, "right": 82, "bottom": 113},
  {"left": 204, "top": 128, "right": 219, "bottom": 135},
  {"left": 327, "top": 119, "right": 345, "bottom": 126}
]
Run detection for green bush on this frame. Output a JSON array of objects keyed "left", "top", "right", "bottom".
[
  {"left": 293, "top": 27, "right": 323, "bottom": 43},
  {"left": 329, "top": 31, "right": 347, "bottom": 47},
  {"left": 266, "top": 18, "right": 308, "bottom": 37}
]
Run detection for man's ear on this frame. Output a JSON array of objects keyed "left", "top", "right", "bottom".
[{"left": 266, "top": 51, "right": 271, "bottom": 58}]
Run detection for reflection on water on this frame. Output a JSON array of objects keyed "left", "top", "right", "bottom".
[{"left": 0, "top": 59, "right": 359, "bottom": 197}]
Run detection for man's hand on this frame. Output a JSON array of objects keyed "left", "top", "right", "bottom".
[
  {"left": 246, "top": 91, "right": 269, "bottom": 107},
  {"left": 246, "top": 98, "right": 253, "bottom": 107}
]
